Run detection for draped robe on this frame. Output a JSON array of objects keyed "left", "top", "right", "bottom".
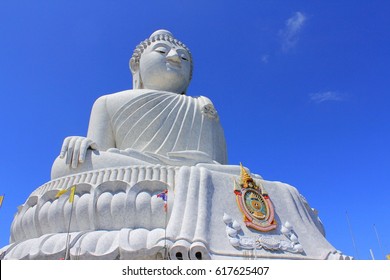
[{"left": 88, "top": 90, "right": 227, "bottom": 165}]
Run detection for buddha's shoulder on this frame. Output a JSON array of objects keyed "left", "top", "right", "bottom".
[
  {"left": 196, "top": 95, "right": 213, "bottom": 105},
  {"left": 92, "top": 89, "right": 215, "bottom": 111},
  {"left": 100, "top": 89, "right": 149, "bottom": 101},
  {"left": 92, "top": 89, "right": 149, "bottom": 109}
]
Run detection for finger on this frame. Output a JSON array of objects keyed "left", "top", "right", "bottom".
[
  {"left": 90, "top": 141, "right": 98, "bottom": 150},
  {"left": 72, "top": 138, "right": 82, "bottom": 169},
  {"left": 79, "top": 138, "right": 93, "bottom": 163},
  {"left": 60, "top": 137, "right": 71, "bottom": 158},
  {"left": 66, "top": 137, "right": 77, "bottom": 166}
]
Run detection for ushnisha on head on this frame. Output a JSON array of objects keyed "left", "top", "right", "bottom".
[{"left": 129, "top": 30, "right": 193, "bottom": 94}]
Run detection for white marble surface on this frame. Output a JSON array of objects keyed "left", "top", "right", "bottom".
[{"left": 3, "top": 164, "right": 350, "bottom": 260}]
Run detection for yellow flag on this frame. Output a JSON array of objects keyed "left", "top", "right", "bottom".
[
  {"left": 0, "top": 195, "right": 4, "bottom": 208},
  {"left": 55, "top": 189, "right": 68, "bottom": 198},
  {"left": 386, "top": 254, "right": 390, "bottom": 260},
  {"left": 69, "top": 186, "right": 76, "bottom": 203},
  {"left": 55, "top": 186, "right": 76, "bottom": 203}
]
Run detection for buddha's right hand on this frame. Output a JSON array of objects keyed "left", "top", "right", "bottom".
[{"left": 59, "top": 136, "right": 98, "bottom": 168}]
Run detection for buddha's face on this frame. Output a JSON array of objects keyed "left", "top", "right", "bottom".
[{"left": 139, "top": 40, "right": 191, "bottom": 94}]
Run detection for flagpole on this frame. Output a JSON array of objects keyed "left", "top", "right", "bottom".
[
  {"left": 65, "top": 195, "right": 75, "bottom": 260},
  {"left": 164, "top": 205, "right": 168, "bottom": 259},
  {"left": 369, "top": 249, "right": 375, "bottom": 260},
  {"left": 373, "top": 224, "right": 385, "bottom": 259},
  {"left": 345, "top": 211, "right": 359, "bottom": 259},
  {"left": 164, "top": 189, "right": 169, "bottom": 260},
  {"left": 156, "top": 189, "right": 169, "bottom": 259}
]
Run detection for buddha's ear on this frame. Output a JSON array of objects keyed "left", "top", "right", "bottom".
[{"left": 129, "top": 58, "right": 138, "bottom": 74}]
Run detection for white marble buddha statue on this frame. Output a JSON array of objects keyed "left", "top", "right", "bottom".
[
  {"left": 2, "top": 30, "right": 349, "bottom": 260},
  {"left": 51, "top": 29, "right": 227, "bottom": 179}
]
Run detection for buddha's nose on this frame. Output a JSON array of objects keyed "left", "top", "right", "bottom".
[{"left": 166, "top": 49, "right": 181, "bottom": 64}]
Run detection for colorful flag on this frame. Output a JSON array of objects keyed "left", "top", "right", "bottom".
[
  {"left": 0, "top": 195, "right": 4, "bottom": 208},
  {"left": 55, "top": 186, "right": 76, "bottom": 203},
  {"left": 55, "top": 189, "right": 68, "bottom": 198},
  {"left": 157, "top": 189, "right": 168, "bottom": 212},
  {"left": 69, "top": 186, "right": 76, "bottom": 203}
]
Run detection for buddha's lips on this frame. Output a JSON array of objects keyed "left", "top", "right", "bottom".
[{"left": 166, "top": 61, "right": 181, "bottom": 69}]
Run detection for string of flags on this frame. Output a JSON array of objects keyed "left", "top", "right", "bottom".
[{"left": 0, "top": 194, "right": 4, "bottom": 208}]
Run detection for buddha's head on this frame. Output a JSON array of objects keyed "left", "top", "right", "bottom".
[{"left": 130, "top": 30, "right": 193, "bottom": 94}]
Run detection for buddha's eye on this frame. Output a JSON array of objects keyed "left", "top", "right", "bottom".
[
  {"left": 181, "top": 54, "right": 189, "bottom": 61},
  {"left": 154, "top": 47, "right": 167, "bottom": 54}
]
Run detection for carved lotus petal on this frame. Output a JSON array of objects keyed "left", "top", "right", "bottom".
[
  {"left": 293, "top": 244, "right": 303, "bottom": 252},
  {"left": 284, "top": 221, "right": 293, "bottom": 230},
  {"left": 290, "top": 233, "right": 298, "bottom": 242},
  {"left": 232, "top": 220, "right": 241, "bottom": 231},
  {"left": 226, "top": 226, "right": 237, "bottom": 237},
  {"left": 280, "top": 225, "right": 290, "bottom": 234},
  {"left": 223, "top": 213, "right": 232, "bottom": 224},
  {"left": 229, "top": 238, "right": 240, "bottom": 247}
]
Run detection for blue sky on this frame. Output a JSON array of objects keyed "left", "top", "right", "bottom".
[{"left": 0, "top": 0, "right": 389, "bottom": 260}]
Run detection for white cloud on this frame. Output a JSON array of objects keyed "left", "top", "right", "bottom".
[
  {"left": 280, "top": 12, "right": 306, "bottom": 52},
  {"left": 309, "top": 91, "right": 344, "bottom": 103}
]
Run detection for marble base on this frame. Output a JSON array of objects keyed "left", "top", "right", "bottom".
[{"left": 1, "top": 164, "right": 351, "bottom": 260}]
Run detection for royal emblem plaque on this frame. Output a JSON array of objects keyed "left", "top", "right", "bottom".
[{"left": 234, "top": 164, "right": 277, "bottom": 232}]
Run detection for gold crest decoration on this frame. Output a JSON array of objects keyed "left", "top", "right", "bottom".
[{"left": 234, "top": 164, "right": 277, "bottom": 232}]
